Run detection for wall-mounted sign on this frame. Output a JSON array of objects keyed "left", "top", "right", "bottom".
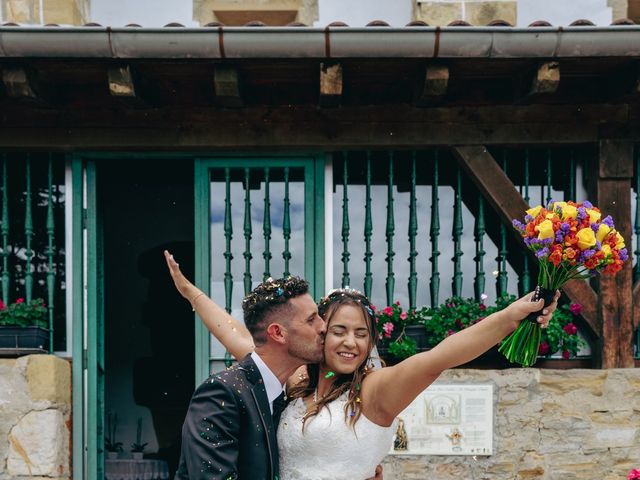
[{"left": 390, "top": 383, "right": 494, "bottom": 456}]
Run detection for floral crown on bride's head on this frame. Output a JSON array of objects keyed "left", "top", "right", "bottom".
[{"left": 318, "top": 286, "right": 375, "bottom": 317}]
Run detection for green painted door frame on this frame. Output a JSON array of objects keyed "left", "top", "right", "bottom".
[
  {"left": 70, "top": 152, "right": 325, "bottom": 476},
  {"left": 194, "top": 155, "right": 325, "bottom": 383},
  {"left": 71, "top": 157, "right": 105, "bottom": 480}
]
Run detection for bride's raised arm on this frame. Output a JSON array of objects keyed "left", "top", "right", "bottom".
[
  {"left": 164, "top": 250, "right": 255, "bottom": 361},
  {"left": 363, "top": 291, "right": 559, "bottom": 425}
]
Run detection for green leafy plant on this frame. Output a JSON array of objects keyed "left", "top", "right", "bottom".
[
  {"left": 105, "top": 411, "right": 123, "bottom": 453},
  {"left": 0, "top": 298, "right": 48, "bottom": 328},
  {"left": 375, "top": 301, "right": 422, "bottom": 360},
  {"left": 538, "top": 302, "right": 586, "bottom": 359},
  {"left": 422, "top": 295, "right": 496, "bottom": 348},
  {"left": 131, "top": 418, "right": 148, "bottom": 453}
]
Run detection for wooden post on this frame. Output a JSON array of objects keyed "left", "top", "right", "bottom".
[{"left": 597, "top": 140, "right": 634, "bottom": 368}]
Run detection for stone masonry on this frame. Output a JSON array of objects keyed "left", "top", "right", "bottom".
[
  {"left": 1, "top": 357, "right": 638, "bottom": 479},
  {"left": 1, "top": 0, "right": 89, "bottom": 25},
  {"left": 381, "top": 368, "right": 640, "bottom": 480},
  {"left": 0, "top": 355, "right": 71, "bottom": 480}
]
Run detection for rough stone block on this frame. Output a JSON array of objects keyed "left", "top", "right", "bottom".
[
  {"left": 1, "top": 0, "right": 88, "bottom": 24},
  {"left": 7, "top": 409, "right": 68, "bottom": 477},
  {"left": 417, "top": 2, "right": 463, "bottom": 26},
  {"left": 26, "top": 355, "right": 71, "bottom": 405},
  {"left": 465, "top": 1, "right": 517, "bottom": 26},
  {"left": 608, "top": 0, "right": 629, "bottom": 20}
]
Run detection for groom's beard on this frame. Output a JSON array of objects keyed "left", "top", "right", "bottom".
[{"left": 287, "top": 336, "right": 324, "bottom": 364}]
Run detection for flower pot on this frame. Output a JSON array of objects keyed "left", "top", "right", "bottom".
[
  {"left": 0, "top": 326, "right": 49, "bottom": 354},
  {"left": 131, "top": 452, "right": 144, "bottom": 460},
  {"left": 106, "top": 452, "right": 119, "bottom": 460}
]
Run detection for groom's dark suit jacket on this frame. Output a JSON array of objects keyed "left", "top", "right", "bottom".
[{"left": 175, "top": 355, "right": 280, "bottom": 480}]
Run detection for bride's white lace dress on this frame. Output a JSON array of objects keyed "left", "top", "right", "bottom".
[{"left": 277, "top": 392, "right": 397, "bottom": 480}]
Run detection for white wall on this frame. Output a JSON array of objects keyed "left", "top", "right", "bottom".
[
  {"left": 517, "top": 0, "right": 612, "bottom": 26},
  {"left": 315, "top": 0, "right": 413, "bottom": 26},
  {"left": 90, "top": 0, "right": 197, "bottom": 27}
]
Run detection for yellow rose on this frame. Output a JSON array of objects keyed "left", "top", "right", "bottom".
[
  {"left": 553, "top": 201, "right": 567, "bottom": 211},
  {"left": 535, "top": 219, "right": 555, "bottom": 240},
  {"left": 595, "top": 224, "right": 611, "bottom": 243},
  {"left": 526, "top": 205, "right": 543, "bottom": 218},
  {"left": 601, "top": 244, "right": 612, "bottom": 257},
  {"left": 561, "top": 205, "right": 577, "bottom": 220},
  {"left": 576, "top": 227, "right": 596, "bottom": 250},
  {"left": 614, "top": 231, "right": 625, "bottom": 249},
  {"left": 586, "top": 209, "right": 601, "bottom": 223}
]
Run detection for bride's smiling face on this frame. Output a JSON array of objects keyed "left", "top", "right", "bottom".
[{"left": 322, "top": 304, "right": 371, "bottom": 374}]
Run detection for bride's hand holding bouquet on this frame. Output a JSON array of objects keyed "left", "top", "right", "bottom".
[{"left": 499, "top": 200, "right": 628, "bottom": 366}]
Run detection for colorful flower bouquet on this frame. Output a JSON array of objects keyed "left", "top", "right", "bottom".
[{"left": 500, "top": 201, "right": 628, "bottom": 366}]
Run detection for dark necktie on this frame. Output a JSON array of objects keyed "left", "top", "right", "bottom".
[{"left": 272, "top": 391, "right": 287, "bottom": 426}]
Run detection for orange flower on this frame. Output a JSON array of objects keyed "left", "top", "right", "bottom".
[{"left": 549, "top": 248, "right": 563, "bottom": 266}]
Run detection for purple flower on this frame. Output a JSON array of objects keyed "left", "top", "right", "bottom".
[
  {"left": 560, "top": 222, "right": 571, "bottom": 232},
  {"left": 536, "top": 247, "right": 550, "bottom": 258},
  {"left": 555, "top": 232, "right": 564, "bottom": 243},
  {"left": 602, "top": 215, "right": 614, "bottom": 228},
  {"left": 512, "top": 219, "right": 526, "bottom": 232},
  {"left": 540, "top": 237, "right": 553, "bottom": 245},
  {"left": 582, "top": 200, "right": 593, "bottom": 209},
  {"left": 591, "top": 223, "right": 599, "bottom": 233},
  {"left": 524, "top": 214, "right": 534, "bottom": 222},
  {"left": 581, "top": 249, "right": 596, "bottom": 260},
  {"left": 619, "top": 248, "right": 629, "bottom": 262},
  {"left": 595, "top": 240, "right": 602, "bottom": 250},
  {"left": 577, "top": 207, "right": 587, "bottom": 220}
]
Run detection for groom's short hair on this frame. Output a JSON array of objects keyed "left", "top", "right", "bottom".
[{"left": 242, "top": 276, "right": 309, "bottom": 345}]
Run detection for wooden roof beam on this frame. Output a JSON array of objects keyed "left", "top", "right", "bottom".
[
  {"left": 319, "top": 62, "right": 342, "bottom": 107},
  {"left": 108, "top": 65, "right": 136, "bottom": 98},
  {"left": 417, "top": 65, "right": 449, "bottom": 106},
  {"left": 2, "top": 65, "right": 39, "bottom": 99},
  {"left": 531, "top": 61, "right": 560, "bottom": 95},
  {"left": 214, "top": 65, "right": 242, "bottom": 108}
]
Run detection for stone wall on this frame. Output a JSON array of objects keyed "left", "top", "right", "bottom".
[
  {"left": 415, "top": 0, "right": 517, "bottom": 26},
  {"left": 0, "top": 355, "right": 71, "bottom": 480},
  {"left": 1, "top": 0, "right": 89, "bottom": 25},
  {"left": 381, "top": 368, "right": 640, "bottom": 480}
]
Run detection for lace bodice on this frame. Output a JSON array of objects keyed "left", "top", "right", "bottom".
[{"left": 277, "top": 393, "right": 396, "bottom": 480}]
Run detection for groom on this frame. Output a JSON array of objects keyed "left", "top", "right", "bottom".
[{"left": 175, "top": 276, "right": 326, "bottom": 480}]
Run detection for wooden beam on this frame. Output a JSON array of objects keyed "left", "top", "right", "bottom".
[
  {"left": 452, "top": 145, "right": 601, "bottom": 338},
  {"left": 417, "top": 65, "right": 449, "bottom": 105},
  {"left": 319, "top": 62, "right": 342, "bottom": 107},
  {"left": 2, "top": 66, "right": 37, "bottom": 99},
  {"left": 213, "top": 65, "right": 242, "bottom": 108},
  {"left": 597, "top": 140, "right": 634, "bottom": 368},
  {"left": 108, "top": 65, "right": 136, "bottom": 97},
  {"left": 633, "top": 281, "right": 640, "bottom": 330},
  {"left": 0, "top": 104, "right": 630, "bottom": 148},
  {"left": 530, "top": 61, "right": 560, "bottom": 96}
]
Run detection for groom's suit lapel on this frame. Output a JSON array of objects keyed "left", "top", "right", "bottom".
[{"left": 238, "top": 355, "right": 279, "bottom": 478}]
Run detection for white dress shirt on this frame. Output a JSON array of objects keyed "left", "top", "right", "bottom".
[{"left": 251, "top": 351, "right": 285, "bottom": 414}]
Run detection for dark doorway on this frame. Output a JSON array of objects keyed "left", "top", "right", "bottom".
[{"left": 101, "top": 158, "right": 194, "bottom": 478}]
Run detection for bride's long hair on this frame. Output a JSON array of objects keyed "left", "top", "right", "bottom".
[{"left": 287, "top": 289, "right": 380, "bottom": 430}]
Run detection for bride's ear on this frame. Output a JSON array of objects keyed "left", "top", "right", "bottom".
[{"left": 266, "top": 322, "right": 287, "bottom": 345}]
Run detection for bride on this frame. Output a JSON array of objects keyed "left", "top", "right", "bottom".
[{"left": 166, "top": 251, "right": 557, "bottom": 480}]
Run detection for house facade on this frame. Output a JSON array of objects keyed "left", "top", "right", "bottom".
[{"left": 0, "top": 1, "right": 639, "bottom": 479}]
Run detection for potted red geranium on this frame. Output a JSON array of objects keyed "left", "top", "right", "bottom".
[{"left": 0, "top": 297, "right": 49, "bottom": 353}]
